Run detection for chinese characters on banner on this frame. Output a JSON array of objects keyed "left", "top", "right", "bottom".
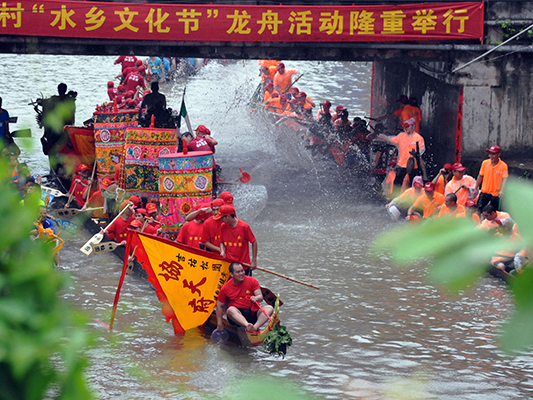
[
  {"left": 129, "top": 231, "right": 231, "bottom": 332},
  {"left": 0, "top": 1, "right": 484, "bottom": 42}
]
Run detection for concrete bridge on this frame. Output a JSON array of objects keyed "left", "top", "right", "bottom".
[{"left": 1, "top": 0, "right": 532, "bottom": 173}]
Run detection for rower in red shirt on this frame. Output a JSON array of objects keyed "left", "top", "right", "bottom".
[
  {"left": 176, "top": 203, "right": 210, "bottom": 249},
  {"left": 215, "top": 205, "right": 257, "bottom": 275},
  {"left": 67, "top": 164, "right": 93, "bottom": 208},
  {"left": 81, "top": 177, "right": 113, "bottom": 219},
  {"left": 106, "top": 200, "right": 135, "bottom": 245}
]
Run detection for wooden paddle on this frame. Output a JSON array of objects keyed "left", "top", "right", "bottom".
[
  {"left": 64, "top": 181, "right": 77, "bottom": 208},
  {"left": 79, "top": 205, "right": 130, "bottom": 255},
  {"left": 84, "top": 163, "right": 97, "bottom": 203},
  {"left": 243, "top": 263, "right": 320, "bottom": 290},
  {"left": 56, "top": 207, "right": 103, "bottom": 218},
  {"left": 42, "top": 185, "right": 68, "bottom": 197},
  {"left": 91, "top": 241, "right": 123, "bottom": 255}
]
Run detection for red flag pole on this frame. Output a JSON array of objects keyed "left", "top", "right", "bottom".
[{"left": 109, "top": 231, "right": 135, "bottom": 330}]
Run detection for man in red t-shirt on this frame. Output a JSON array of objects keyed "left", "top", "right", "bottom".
[
  {"left": 176, "top": 204, "right": 210, "bottom": 249},
  {"left": 215, "top": 262, "right": 273, "bottom": 332},
  {"left": 215, "top": 205, "right": 257, "bottom": 275},
  {"left": 124, "top": 70, "right": 146, "bottom": 94},
  {"left": 106, "top": 200, "right": 135, "bottom": 245},
  {"left": 114, "top": 55, "right": 138, "bottom": 73}
]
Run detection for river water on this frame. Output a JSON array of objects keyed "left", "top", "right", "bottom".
[{"left": 2, "top": 56, "right": 532, "bottom": 399}]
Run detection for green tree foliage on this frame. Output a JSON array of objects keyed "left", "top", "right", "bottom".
[
  {"left": 372, "top": 177, "right": 533, "bottom": 352},
  {"left": 0, "top": 156, "right": 93, "bottom": 400}
]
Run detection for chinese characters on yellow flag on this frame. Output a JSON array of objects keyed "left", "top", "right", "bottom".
[{"left": 127, "top": 231, "right": 230, "bottom": 333}]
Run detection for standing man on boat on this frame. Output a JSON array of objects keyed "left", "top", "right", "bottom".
[
  {"left": 215, "top": 205, "right": 257, "bottom": 275},
  {"left": 474, "top": 145, "right": 508, "bottom": 212},
  {"left": 0, "top": 97, "right": 12, "bottom": 147},
  {"left": 377, "top": 117, "right": 425, "bottom": 189},
  {"left": 273, "top": 62, "right": 298, "bottom": 94},
  {"left": 216, "top": 262, "right": 273, "bottom": 333}
]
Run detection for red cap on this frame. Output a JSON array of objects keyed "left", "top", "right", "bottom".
[
  {"left": 259, "top": 65, "right": 268, "bottom": 74},
  {"left": 77, "top": 164, "right": 90, "bottom": 173},
  {"left": 402, "top": 118, "right": 416, "bottom": 128},
  {"left": 452, "top": 162, "right": 467, "bottom": 172},
  {"left": 486, "top": 145, "right": 501, "bottom": 154},
  {"left": 107, "top": 81, "right": 114, "bottom": 88},
  {"left": 130, "top": 219, "right": 143, "bottom": 228},
  {"left": 195, "top": 125, "right": 211, "bottom": 135},
  {"left": 212, "top": 198, "right": 224, "bottom": 207},
  {"left": 129, "top": 195, "right": 141, "bottom": 207},
  {"left": 138, "top": 65, "right": 146, "bottom": 73},
  {"left": 443, "top": 163, "right": 453, "bottom": 171},
  {"left": 146, "top": 203, "right": 157, "bottom": 214},
  {"left": 135, "top": 59, "right": 143, "bottom": 66},
  {"left": 135, "top": 208, "right": 147, "bottom": 216},
  {"left": 321, "top": 100, "right": 332, "bottom": 107},
  {"left": 424, "top": 182, "right": 435, "bottom": 192},
  {"left": 276, "top": 62, "right": 285, "bottom": 70},
  {"left": 290, "top": 87, "right": 299, "bottom": 94},
  {"left": 335, "top": 105, "right": 344, "bottom": 112},
  {"left": 126, "top": 98, "right": 136, "bottom": 105},
  {"left": 125, "top": 90, "right": 134, "bottom": 98},
  {"left": 412, "top": 176, "right": 424, "bottom": 188},
  {"left": 100, "top": 177, "right": 113, "bottom": 190},
  {"left": 117, "top": 84, "right": 125, "bottom": 92},
  {"left": 213, "top": 205, "right": 235, "bottom": 220},
  {"left": 220, "top": 191, "right": 234, "bottom": 204},
  {"left": 264, "top": 81, "right": 273, "bottom": 89},
  {"left": 465, "top": 200, "right": 476, "bottom": 208}
]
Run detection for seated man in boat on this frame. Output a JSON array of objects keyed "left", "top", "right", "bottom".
[
  {"left": 106, "top": 200, "right": 135, "bottom": 245},
  {"left": 385, "top": 175, "right": 424, "bottom": 220},
  {"left": 80, "top": 177, "right": 113, "bottom": 219},
  {"left": 216, "top": 262, "right": 273, "bottom": 333},
  {"left": 435, "top": 193, "right": 466, "bottom": 218},
  {"left": 406, "top": 182, "right": 445, "bottom": 221},
  {"left": 66, "top": 164, "right": 93, "bottom": 208},
  {"left": 479, "top": 204, "right": 514, "bottom": 234}
]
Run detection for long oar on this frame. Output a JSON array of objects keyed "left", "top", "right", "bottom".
[
  {"left": 243, "top": 263, "right": 320, "bottom": 290},
  {"left": 64, "top": 181, "right": 78, "bottom": 208},
  {"left": 253, "top": 300, "right": 272, "bottom": 322},
  {"left": 282, "top": 73, "right": 305, "bottom": 94},
  {"left": 80, "top": 205, "right": 129, "bottom": 255},
  {"left": 84, "top": 163, "right": 97, "bottom": 203},
  {"left": 56, "top": 207, "right": 103, "bottom": 218},
  {"left": 91, "top": 241, "right": 123, "bottom": 255},
  {"left": 42, "top": 186, "right": 68, "bottom": 197},
  {"left": 109, "top": 245, "right": 137, "bottom": 330}
]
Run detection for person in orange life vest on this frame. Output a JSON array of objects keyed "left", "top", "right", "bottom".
[
  {"left": 176, "top": 203, "right": 210, "bottom": 249},
  {"left": 407, "top": 182, "right": 444, "bottom": 220},
  {"left": 259, "top": 65, "right": 277, "bottom": 84},
  {"left": 436, "top": 193, "right": 466, "bottom": 218},
  {"left": 273, "top": 62, "right": 298, "bottom": 94},
  {"left": 386, "top": 175, "right": 424, "bottom": 220},
  {"left": 215, "top": 205, "right": 257, "bottom": 274},
  {"left": 432, "top": 163, "right": 453, "bottom": 196},
  {"left": 316, "top": 100, "right": 333, "bottom": 120},
  {"left": 202, "top": 198, "right": 225, "bottom": 253},
  {"left": 295, "top": 91, "right": 315, "bottom": 109},
  {"left": 80, "top": 177, "right": 113, "bottom": 219},
  {"left": 145, "top": 202, "right": 162, "bottom": 233},
  {"left": 474, "top": 145, "right": 508, "bottom": 213},
  {"left": 444, "top": 163, "right": 477, "bottom": 206},
  {"left": 401, "top": 97, "right": 422, "bottom": 133},
  {"left": 67, "top": 164, "right": 92, "bottom": 208},
  {"left": 263, "top": 82, "right": 278, "bottom": 102},
  {"left": 106, "top": 200, "right": 135, "bottom": 245},
  {"left": 465, "top": 200, "right": 480, "bottom": 225},
  {"left": 216, "top": 262, "right": 273, "bottom": 333},
  {"left": 479, "top": 204, "right": 513, "bottom": 234},
  {"left": 377, "top": 117, "right": 425, "bottom": 188},
  {"left": 264, "top": 92, "right": 281, "bottom": 113},
  {"left": 107, "top": 81, "right": 118, "bottom": 101}
]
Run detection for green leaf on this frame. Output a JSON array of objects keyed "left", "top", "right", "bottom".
[{"left": 503, "top": 178, "right": 533, "bottom": 242}]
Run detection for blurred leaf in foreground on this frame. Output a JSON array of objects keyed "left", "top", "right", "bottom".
[{"left": 372, "top": 177, "right": 533, "bottom": 351}]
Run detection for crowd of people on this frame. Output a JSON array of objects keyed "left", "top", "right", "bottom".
[{"left": 384, "top": 144, "right": 527, "bottom": 277}]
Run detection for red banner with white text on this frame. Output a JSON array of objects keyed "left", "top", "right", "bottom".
[{"left": 0, "top": 1, "right": 484, "bottom": 42}]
